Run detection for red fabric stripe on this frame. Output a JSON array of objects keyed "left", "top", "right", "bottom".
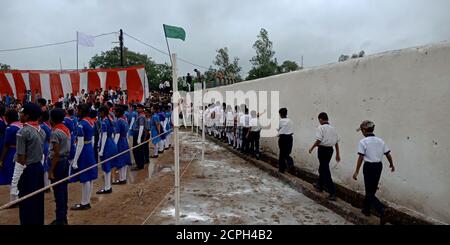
[
  {"left": 126, "top": 69, "right": 143, "bottom": 103},
  {"left": 29, "top": 73, "right": 42, "bottom": 102},
  {"left": 106, "top": 71, "right": 120, "bottom": 91},
  {"left": 87, "top": 71, "right": 100, "bottom": 93},
  {"left": 69, "top": 73, "right": 80, "bottom": 95},
  {"left": 0, "top": 73, "right": 13, "bottom": 97},
  {"left": 49, "top": 73, "right": 64, "bottom": 103},
  {"left": 12, "top": 73, "right": 27, "bottom": 101}
]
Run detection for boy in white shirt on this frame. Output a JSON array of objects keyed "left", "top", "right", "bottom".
[
  {"left": 353, "top": 120, "right": 395, "bottom": 224},
  {"left": 308, "top": 112, "right": 341, "bottom": 201}
]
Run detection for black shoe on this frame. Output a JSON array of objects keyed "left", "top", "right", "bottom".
[
  {"left": 49, "top": 219, "right": 68, "bottom": 225},
  {"left": 96, "top": 188, "right": 112, "bottom": 195},
  {"left": 164, "top": 147, "right": 170, "bottom": 150},
  {"left": 328, "top": 195, "right": 337, "bottom": 201},
  {"left": 70, "top": 203, "right": 91, "bottom": 211},
  {"left": 112, "top": 180, "right": 127, "bottom": 185},
  {"left": 158, "top": 151, "right": 164, "bottom": 154},
  {"left": 279, "top": 169, "right": 286, "bottom": 174},
  {"left": 379, "top": 210, "right": 389, "bottom": 225},
  {"left": 361, "top": 209, "right": 371, "bottom": 217}
]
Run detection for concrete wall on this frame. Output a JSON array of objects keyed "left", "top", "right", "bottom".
[{"left": 198, "top": 41, "right": 450, "bottom": 224}]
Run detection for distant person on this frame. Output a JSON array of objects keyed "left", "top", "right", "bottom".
[
  {"left": 277, "top": 108, "right": 294, "bottom": 173},
  {"left": 194, "top": 69, "right": 202, "bottom": 88},
  {"left": 248, "top": 110, "right": 262, "bottom": 159},
  {"left": 353, "top": 120, "right": 395, "bottom": 225},
  {"left": 186, "top": 73, "right": 193, "bottom": 89},
  {"left": 308, "top": 112, "right": 341, "bottom": 201},
  {"left": 164, "top": 80, "right": 171, "bottom": 94}
]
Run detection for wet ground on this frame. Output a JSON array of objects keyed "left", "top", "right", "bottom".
[{"left": 0, "top": 131, "right": 351, "bottom": 225}]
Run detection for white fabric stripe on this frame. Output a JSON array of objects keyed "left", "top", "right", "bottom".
[
  {"left": 137, "top": 68, "right": 147, "bottom": 103},
  {"left": 80, "top": 72, "right": 88, "bottom": 93},
  {"left": 60, "top": 73, "right": 72, "bottom": 96},
  {"left": 118, "top": 71, "right": 127, "bottom": 91},
  {"left": 39, "top": 74, "right": 51, "bottom": 102},
  {"left": 4, "top": 73, "right": 16, "bottom": 98},
  {"left": 21, "top": 73, "right": 30, "bottom": 91},
  {"left": 98, "top": 72, "right": 107, "bottom": 90}
]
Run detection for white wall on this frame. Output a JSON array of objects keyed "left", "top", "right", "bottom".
[{"left": 199, "top": 41, "right": 450, "bottom": 224}]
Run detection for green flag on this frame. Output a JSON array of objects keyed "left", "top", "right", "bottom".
[{"left": 163, "top": 24, "right": 186, "bottom": 41}]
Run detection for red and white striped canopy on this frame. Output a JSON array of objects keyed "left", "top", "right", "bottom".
[{"left": 0, "top": 65, "right": 149, "bottom": 103}]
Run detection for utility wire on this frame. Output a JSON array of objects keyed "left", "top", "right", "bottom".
[
  {"left": 0, "top": 32, "right": 118, "bottom": 52},
  {"left": 124, "top": 32, "right": 210, "bottom": 70}
]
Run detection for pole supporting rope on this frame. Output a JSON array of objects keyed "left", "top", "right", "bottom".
[{"left": 0, "top": 130, "right": 173, "bottom": 210}]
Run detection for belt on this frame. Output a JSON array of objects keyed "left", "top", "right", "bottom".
[
  {"left": 365, "top": 161, "right": 382, "bottom": 164},
  {"left": 84, "top": 140, "right": 92, "bottom": 144},
  {"left": 318, "top": 145, "right": 333, "bottom": 148},
  {"left": 279, "top": 134, "right": 293, "bottom": 137}
]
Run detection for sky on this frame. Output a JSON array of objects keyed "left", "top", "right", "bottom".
[{"left": 1, "top": 0, "right": 450, "bottom": 77}]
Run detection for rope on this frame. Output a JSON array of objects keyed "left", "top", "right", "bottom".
[{"left": 0, "top": 129, "right": 173, "bottom": 210}]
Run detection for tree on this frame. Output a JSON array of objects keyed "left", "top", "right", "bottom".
[
  {"left": 338, "top": 54, "right": 350, "bottom": 62},
  {"left": 339, "top": 50, "right": 365, "bottom": 62},
  {"left": 89, "top": 46, "right": 171, "bottom": 91},
  {"left": 0, "top": 63, "right": 11, "bottom": 70},
  {"left": 246, "top": 28, "right": 278, "bottom": 80},
  {"left": 213, "top": 47, "right": 242, "bottom": 81},
  {"left": 278, "top": 60, "right": 300, "bottom": 73}
]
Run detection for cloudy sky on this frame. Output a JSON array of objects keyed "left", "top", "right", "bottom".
[{"left": 1, "top": 0, "right": 449, "bottom": 76}]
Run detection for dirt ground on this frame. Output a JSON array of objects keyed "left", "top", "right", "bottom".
[{"left": 0, "top": 132, "right": 199, "bottom": 225}]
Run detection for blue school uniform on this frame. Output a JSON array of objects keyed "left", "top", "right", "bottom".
[
  {"left": 127, "top": 110, "right": 137, "bottom": 137},
  {"left": 64, "top": 117, "right": 77, "bottom": 161},
  {"left": 0, "top": 122, "right": 22, "bottom": 185},
  {"left": 165, "top": 111, "right": 172, "bottom": 132},
  {"left": 0, "top": 117, "right": 6, "bottom": 157},
  {"left": 100, "top": 117, "right": 118, "bottom": 173},
  {"left": 158, "top": 112, "right": 166, "bottom": 140},
  {"left": 150, "top": 114, "right": 161, "bottom": 145},
  {"left": 40, "top": 122, "right": 52, "bottom": 172},
  {"left": 115, "top": 117, "right": 132, "bottom": 168},
  {"left": 71, "top": 118, "right": 98, "bottom": 183}
]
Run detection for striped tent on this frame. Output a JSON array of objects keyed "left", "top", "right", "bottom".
[{"left": 0, "top": 65, "right": 149, "bottom": 103}]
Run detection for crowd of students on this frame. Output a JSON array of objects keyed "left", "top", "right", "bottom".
[{"left": 0, "top": 90, "right": 173, "bottom": 225}]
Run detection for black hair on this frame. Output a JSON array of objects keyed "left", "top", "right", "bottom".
[
  {"left": 365, "top": 126, "right": 375, "bottom": 133},
  {"left": 5, "top": 109, "right": 18, "bottom": 123},
  {"left": 67, "top": 108, "right": 74, "bottom": 116},
  {"left": 54, "top": 102, "right": 63, "bottom": 109},
  {"left": 37, "top": 98, "right": 47, "bottom": 107},
  {"left": 77, "top": 104, "right": 91, "bottom": 118},
  {"left": 40, "top": 110, "right": 50, "bottom": 123},
  {"left": 50, "top": 108, "right": 65, "bottom": 124},
  {"left": 0, "top": 104, "right": 5, "bottom": 116},
  {"left": 244, "top": 107, "right": 249, "bottom": 114},
  {"left": 115, "top": 107, "right": 124, "bottom": 117},
  {"left": 98, "top": 106, "right": 109, "bottom": 117},
  {"left": 318, "top": 112, "right": 329, "bottom": 121},
  {"left": 279, "top": 108, "right": 288, "bottom": 118},
  {"left": 89, "top": 109, "right": 98, "bottom": 119}
]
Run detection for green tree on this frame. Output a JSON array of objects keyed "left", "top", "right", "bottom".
[
  {"left": 0, "top": 63, "right": 11, "bottom": 70},
  {"left": 213, "top": 47, "right": 242, "bottom": 81},
  {"left": 278, "top": 60, "right": 300, "bottom": 73},
  {"left": 246, "top": 28, "right": 278, "bottom": 80}
]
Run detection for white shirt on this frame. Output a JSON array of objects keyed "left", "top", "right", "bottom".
[
  {"left": 240, "top": 114, "right": 251, "bottom": 127},
  {"left": 226, "top": 112, "right": 234, "bottom": 126},
  {"left": 250, "top": 117, "right": 261, "bottom": 132},
  {"left": 358, "top": 135, "right": 390, "bottom": 163},
  {"left": 159, "top": 83, "right": 164, "bottom": 89},
  {"left": 277, "top": 118, "right": 294, "bottom": 135},
  {"left": 315, "top": 124, "right": 340, "bottom": 147},
  {"left": 164, "top": 81, "right": 170, "bottom": 87}
]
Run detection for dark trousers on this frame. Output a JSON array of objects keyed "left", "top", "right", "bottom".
[
  {"left": 143, "top": 134, "right": 150, "bottom": 163},
  {"left": 18, "top": 162, "right": 44, "bottom": 225},
  {"left": 133, "top": 134, "right": 145, "bottom": 169},
  {"left": 242, "top": 127, "right": 250, "bottom": 153},
  {"left": 363, "top": 162, "right": 384, "bottom": 215},
  {"left": 317, "top": 146, "right": 336, "bottom": 195},
  {"left": 51, "top": 159, "right": 69, "bottom": 223},
  {"left": 249, "top": 131, "right": 260, "bottom": 156},
  {"left": 278, "top": 135, "right": 294, "bottom": 172}
]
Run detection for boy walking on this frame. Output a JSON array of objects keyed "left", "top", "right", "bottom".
[
  {"left": 353, "top": 120, "right": 395, "bottom": 225},
  {"left": 277, "top": 108, "right": 294, "bottom": 173},
  {"left": 309, "top": 112, "right": 341, "bottom": 201}
]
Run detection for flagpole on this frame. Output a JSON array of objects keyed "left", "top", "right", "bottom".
[
  {"left": 163, "top": 25, "right": 174, "bottom": 67},
  {"left": 76, "top": 31, "right": 79, "bottom": 71}
]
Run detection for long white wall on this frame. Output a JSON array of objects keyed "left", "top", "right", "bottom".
[{"left": 199, "top": 41, "right": 450, "bottom": 224}]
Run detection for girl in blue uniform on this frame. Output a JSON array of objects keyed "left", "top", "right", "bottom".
[
  {"left": 158, "top": 107, "right": 166, "bottom": 153},
  {"left": 65, "top": 109, "right": 77, "bottom": 163},
  {"left": 0, "top": 110, "right": 22, "bottom": 203},
  {"left": 164, "top": 105, "right": 172, "bottom": 149},
  {"left": 113, "top": 107, "right": 131, "bottom": 185},
  {"left": 96, "top": 106, "right": 118, "bottom": 194},
  {"left": 70, "top": 104, "right": 98, "bottom": 211},
  {"left": 150, "top": 106, "right": 161, "bottom": 158},
  {"left": 40, "top": 111, "right": 52, "bottom": 191},
  {"left": 0, "top": 105, "right": 6, "bottom": 158}
]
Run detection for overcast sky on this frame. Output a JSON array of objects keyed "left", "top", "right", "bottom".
[{"left": 1, "top": 0, "right": 449, "bottom": 76}]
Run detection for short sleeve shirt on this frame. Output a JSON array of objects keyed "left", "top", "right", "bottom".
[
  {"left": 49, "top": 130, "right": 70, "bottom": 159},
  {"left": 15, "top": 125, "right": 46, "bottom": 165},
  {"left": 357, "top": 136, "right": 390, "bottom": 163}
]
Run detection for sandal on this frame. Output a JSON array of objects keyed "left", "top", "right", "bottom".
[{"left": 112, "top": 180, "right": 127, "bottom": 185}]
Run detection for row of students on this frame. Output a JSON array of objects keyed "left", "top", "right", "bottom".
[{"left": 277, "top": 108, "right": 395, "bottom": 224}]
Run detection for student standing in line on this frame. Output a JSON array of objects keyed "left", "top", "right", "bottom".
[
  {"left": 113, "top": 107, "right": 131, "bottom": 185},
  {"left": 308, "top": 112, "right": 341, "bottom": 201},
  {"left": 150, "top": 106, "right": 162, "bottom": 158},
  {"left": 13, "top": 103, "right": 46, "bottom": 224},
  {"left": 225, "top": 105, "right": 235, "bottom": 146},
  {"left": 48, "top": 108, "right": 71, "bottom": 225},
  {"left": 40, "top": 111, "right": 52, "bottom": 192},
  {"left": 353, "top": 120, "right": 395, "bottom": 225},
  {"left": 277, "top": 108, "right": 294, "bottom": 173},
  {"left": 248, "top": 110, "right": 262, "bottom": 160},
  {"left": 131, "top": 104, "right": 147, "bottom": 171},
  {"left": 240, "top": 107, "right": 251, "bottom": 154}
]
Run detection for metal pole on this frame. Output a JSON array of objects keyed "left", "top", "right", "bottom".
[
  {"left": 172, "top": 53, "right": 180, "bottom": 225},
  {"left": 163, "top": 25, "right": 174, "bottom": 67},
  {"left": 76, "top": 32, "right": 79, "bottom": 71},
  {"left": 201, "top": 80, "right": 205, "bottom": 177}
]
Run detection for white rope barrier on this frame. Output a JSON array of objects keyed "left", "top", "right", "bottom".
[{"left": 0, "top": 129, "right": 173, "bottom": 210}]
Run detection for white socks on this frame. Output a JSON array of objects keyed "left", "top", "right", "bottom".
[
  {"left": 158, "top": 141, "right": 164, "bottom": 151},
  {"left": 81, "top": 181, "right": 93, "bottom": 205},
  {"left": 153, "top": 144, "right": 159, "bottom": 156},
  {"left": 104, "top": 171, "right": 111, "bottom": 191},
  {"left": 119, "top": 166, "right": 128, "bottom": 182}
]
